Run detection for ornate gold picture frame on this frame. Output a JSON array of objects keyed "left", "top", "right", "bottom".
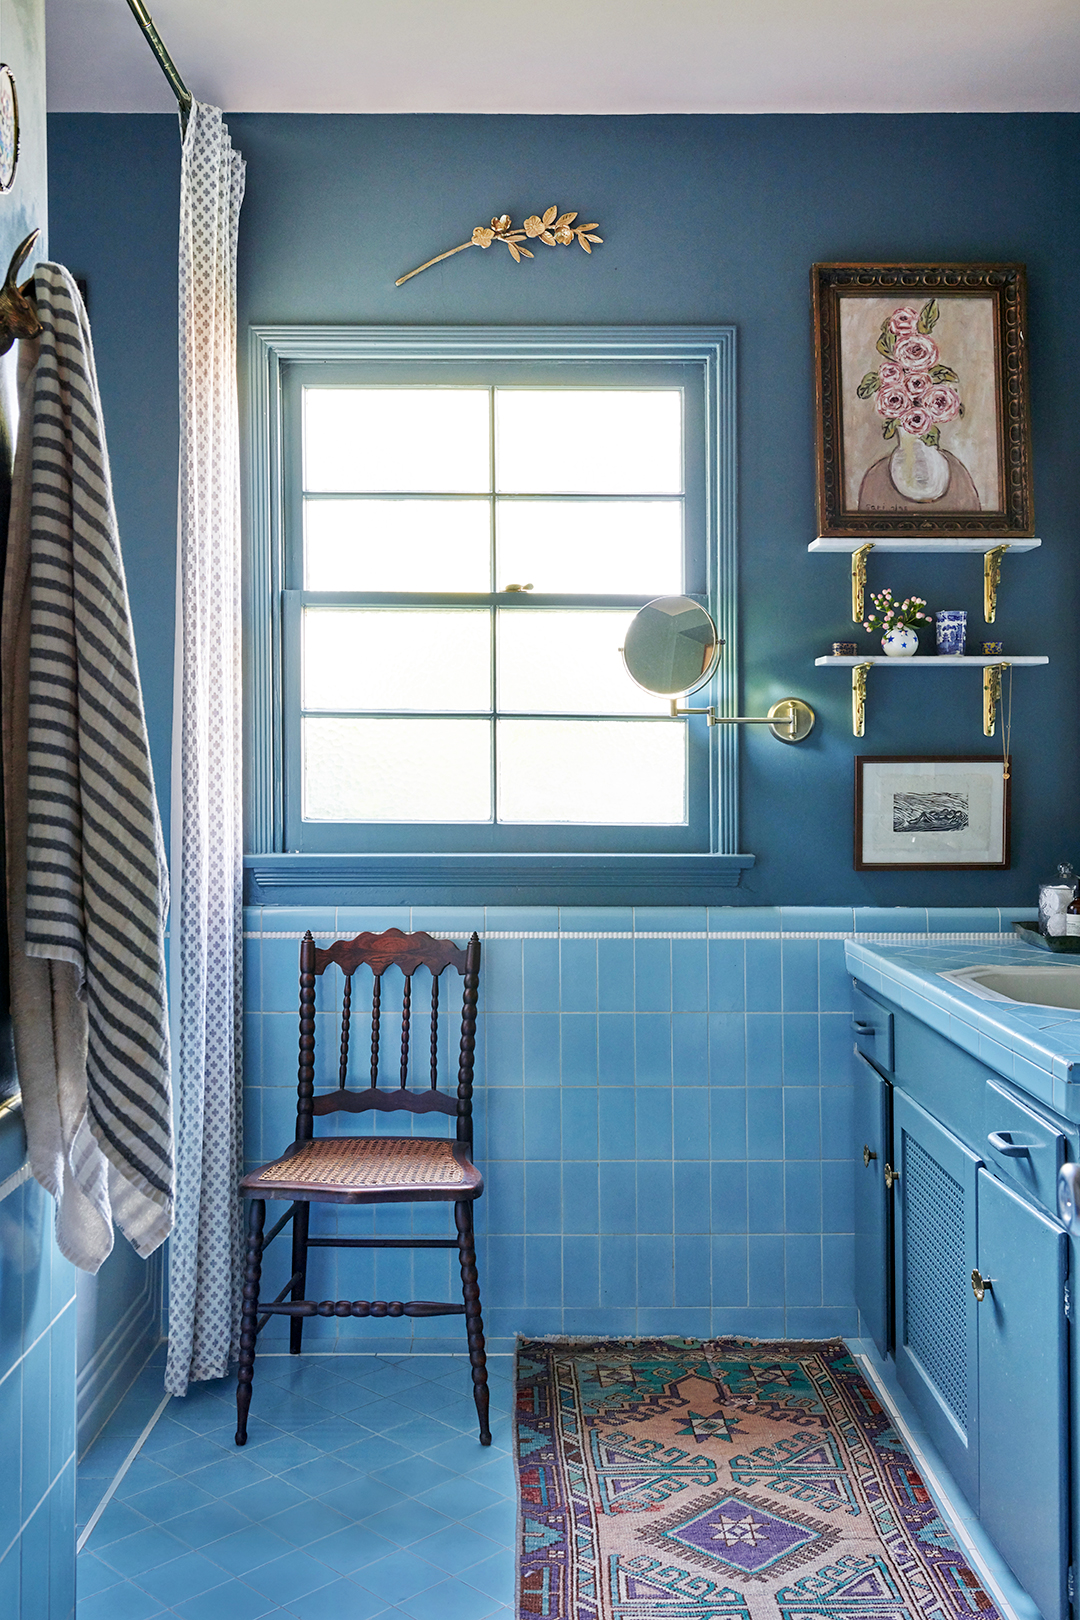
[{"left": 812, "top": 263, "right": 1032, "bottom": 539}]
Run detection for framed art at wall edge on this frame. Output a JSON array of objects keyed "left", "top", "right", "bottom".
[
  {"left": 812, "top": 263, "right": 1032, "bottom": 539},
  {"left": 855, "top": 755, "right": 1011, "bottom": 871}
]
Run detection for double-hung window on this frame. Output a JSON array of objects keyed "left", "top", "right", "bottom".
[{"left": 248, "top": 328, "right": 740, "bottom": 888}]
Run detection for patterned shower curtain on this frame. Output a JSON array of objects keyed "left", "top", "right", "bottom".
[{"left": 166, "top": 104, "right": 246, "bottom": 1397}]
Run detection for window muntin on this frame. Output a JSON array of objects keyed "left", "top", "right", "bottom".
[{"left": 279, "top": 355, "right": 717, "bottom": 856}]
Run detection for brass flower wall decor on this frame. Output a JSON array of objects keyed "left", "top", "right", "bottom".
[{"left": 395, "top": 207, "right": 603, "bottom": 287}]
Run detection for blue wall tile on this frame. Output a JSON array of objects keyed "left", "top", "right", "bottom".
[
  {"left": 671, "top": 941, "right": 708, "bottom": 1013},
  {"left": 560, "top": 939, "right": 598, "bottom": 1013},
  {"left": 561, "top": 1015, "right": 598, "bottom": 1085},
  {"left": 597, "top": 940, "right": 635, "bottom": 1012},
  {"left": 672, "top": 1014, "right": 709, "bottom": 1085},
  {"left": 707, "top": 941, "right": 745, "bottom": 1012},
  {"left": 598, "top": 1014, "right": 635, "bottom": 1087},
  {"left": 744, "top": 940, "right": 782, "bottom": 1012},
  {"left": 781, "top": 939, "right": 819, "bottom": 1013},
  {"left": 634, "top": 939, "right": 672, "bottom": 1013},
  {"left": 238, "top": 901, "right": 876, "bottom": 1336}
]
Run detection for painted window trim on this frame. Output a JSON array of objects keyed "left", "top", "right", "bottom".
[{"left": 246, "top": 324, "right": 748, "bottom": 903}]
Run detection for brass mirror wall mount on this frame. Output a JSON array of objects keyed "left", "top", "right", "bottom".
[{"left": 621, "top": 596, "right": 816, "bottom": 745}]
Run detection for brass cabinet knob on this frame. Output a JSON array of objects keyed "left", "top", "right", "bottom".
[
  {"left": 971, "top": 1268, "right": 994, "bottom": 1303},
  {"left": 863, "top": 1144, "right": 877, "bottom": 1168},
  {"left": 883, "top": 1163, "right": 898, "bottom": 1190}
]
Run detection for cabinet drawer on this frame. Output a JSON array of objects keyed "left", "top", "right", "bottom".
[
  {"left": 982, "top": 1080, "right": 1066, "bottom": 1214},
  {"left": 852, "top": 983, "right": 894, "bottom": 1072}
]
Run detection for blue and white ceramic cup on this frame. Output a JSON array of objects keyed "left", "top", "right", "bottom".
[{"left": 935, "top": 609, "right": 967, "bottom": 656}]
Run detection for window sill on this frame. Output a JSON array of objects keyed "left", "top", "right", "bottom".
[{"left": 244, "top": 853, "right": 755, "bottom": 908}]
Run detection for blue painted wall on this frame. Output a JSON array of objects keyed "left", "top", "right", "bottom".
[{"left": 48, "top": 110, "right": 1080, "bottom": 905}]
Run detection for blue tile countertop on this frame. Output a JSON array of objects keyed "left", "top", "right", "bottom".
[{"left": 845, "top": 936, "right": 1080, "bottom": 1120}]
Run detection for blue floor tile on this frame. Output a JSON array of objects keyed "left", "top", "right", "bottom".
[
  {"left": 240, "top": 1548, "right": 339, "bottom": 1604},
  {"left": 77, "top": 1578, "right": 169, "bottom": 1620},
  {"left": 410, "top": 1524, "right": 502, "bottom": 1575},
  {"left": 398, "top": 1577, "right": 504, "bottom": 1620},
  {"left": 283, "top": 1576, "right": 391, "bottom": 1619},
  {"left": 79, "top": 1354, "right": 517, "bottom": 1620},
  {"left": 352, "top": 1548, "right": 444, "bottom": 1604},
  {"left": 199, "top": 1523, "right": 294, "bottom": 1576},
  {"left": 305, "top": 1523, "right": 396, "bottom": 1575},
  {"left": 361, "top": 1499, "right": 453, "bottom": 1547},
  {"left": 169, "top": 1582, "right": 279, "bottom": 1620},
  {"left": 135, "top": 1549, "right": 235, "bottom": 1605}
]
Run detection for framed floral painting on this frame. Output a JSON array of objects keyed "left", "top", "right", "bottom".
[{"left": 812, "top": 264, "right": 1033, "bottom": 538}]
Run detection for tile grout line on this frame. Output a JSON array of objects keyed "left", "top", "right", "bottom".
[{"left": 76, "top": 1389, "right": 172, "bottom": 1555}]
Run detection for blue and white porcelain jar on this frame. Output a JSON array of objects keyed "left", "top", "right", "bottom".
[
  {"left": 935, "top": 609, "right": 967, "bottom": 656},
  {"left": 881, "top": 625, "right": 919, "bottom": 657}
]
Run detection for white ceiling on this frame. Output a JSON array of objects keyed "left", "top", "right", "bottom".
[{"left": 44, "top": 0, "right": 1080, "bottom": 115}]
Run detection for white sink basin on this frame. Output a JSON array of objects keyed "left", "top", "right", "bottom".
[{"left": 941, "top": 963, "right": 1080, "bottom": 1011}]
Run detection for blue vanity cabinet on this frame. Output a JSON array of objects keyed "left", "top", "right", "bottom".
[
  {"left": 976, "top": 1168, "right": 1068, "bottom": 1620},
  {"left": 853, "top": 1050, "right": 893, "bottom": 1357},
  {"left": 850, "top": 978, "right": 1075, "bottom": 1620},
  {"left": 892, "top": 1088, "right": 982, "bottom": 1506}
]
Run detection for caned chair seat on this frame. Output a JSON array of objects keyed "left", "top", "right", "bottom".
[
  {"left": 235, "top": 927, "right": 491, "bottom": 1448},
  {"left": 241, "top": 1135, "right": 483, "bottom": 1203}
]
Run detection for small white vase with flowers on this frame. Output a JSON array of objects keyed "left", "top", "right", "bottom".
[{"left": 862, "top": 589, "right": 932, "bottom": 657}]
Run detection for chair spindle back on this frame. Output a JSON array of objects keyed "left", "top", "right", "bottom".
[{"left": 296, "top": 928, "right": 480, "bottom": 1147}]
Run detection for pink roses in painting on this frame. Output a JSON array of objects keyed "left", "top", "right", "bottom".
[{"left": 857, "top": 301, "right": 963, "bottom": 447}]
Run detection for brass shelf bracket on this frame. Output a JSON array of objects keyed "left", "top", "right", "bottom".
[
  {"left": 984, "top": 545, "right": 1009, "bottom": 624},
  {"left": 852, "top": 543, "right": 873, "bottom": 624},
  {"left": 983, "top": 661, "right": 1009, "bottom": 736},
  {"left": 852, "top": 662, "right": 872, "bottom": 737},
  {"left": 669, "top": 697, "right": 815, "bottom": 743}
]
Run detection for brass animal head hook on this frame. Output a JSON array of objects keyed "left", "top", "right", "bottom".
[{"left": 0, "top": 229, "right": 43, "bottom": 356}]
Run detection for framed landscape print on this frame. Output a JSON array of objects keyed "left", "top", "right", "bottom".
[
  {"left": 813, "top": 264, "right": 1033, "bottom": 539},
  {"left": 854, "top": 756, "right": 1011, "bottom": 870}
]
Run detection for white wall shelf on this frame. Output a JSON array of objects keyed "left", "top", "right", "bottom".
[
  {"left": 813, "top": 655, "right": 1049, "bottom": 738},
  {"left": 809, "top": 537, "right": 1041, "bottom": 624},
  {"left": 809, "top": 538, "right": 1042, "bottom": 553}
]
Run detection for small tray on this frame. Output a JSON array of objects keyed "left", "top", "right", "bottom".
[{"left": 1013, "top": 920, "right": 1080, "bottom": 953}]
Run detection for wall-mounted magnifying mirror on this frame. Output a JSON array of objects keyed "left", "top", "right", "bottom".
[
  {"left": 621, "top": 596, "right": 816, "bottom": 745},
  {"left": 622, "top": 595, "right": 721, "bottom": 697}
]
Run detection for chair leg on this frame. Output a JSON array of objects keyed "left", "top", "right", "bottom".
[
  {"left": 290, "top": 1201, "right": 310, "bottom": 1355},
  {"left": 235, "top": 1198, "right": 266, "bottom": 1446},
  {"left": 455, "top": 1199, "right": 491, "bottom": 1445}
]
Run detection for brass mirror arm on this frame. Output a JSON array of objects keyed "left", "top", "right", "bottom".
[
  {"left": 851, "top": 662, "right": 872, "bottom": 737},
  {"left": 851, "top": 543, "right": 873, "bottom": 624},
  {"left": 983, "top": 661, "right": 1009, "bottom": 736},
  {"left": 668, "top": 698, "right": 815, "bottom": 743},
  {"left": 984, "top": 545, "right": 1008, "bottom": 624}
]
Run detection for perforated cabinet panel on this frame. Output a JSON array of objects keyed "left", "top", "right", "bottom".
[
  {"left": 902, "top": 1135, "right": 968, "bottom": 1427},
  {"left": 891, "top": 1089, "right": 981, "bottom": 1507}
]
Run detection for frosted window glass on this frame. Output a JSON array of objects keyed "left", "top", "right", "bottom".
[
  {"left": 304, "top": 389, "right": 490, "bottom": 492},
  {"left": 305, "top": 500, "right": 491, "bottom": 591},
  {"left": 495, "top": 390, "right": 682, "bottom": 494},
  {"left": 497, "top": 610, "right": 668, "bottom": 715},
  {"left": 303, "top": 609, "right": 490, "bottom": 712},
  {"left": 496, "top": 501, "right": 682, "bottom": 594},
  {"left": 304, "top": 718, "right": 491, "bottom": 821},
  {"left": 497, "top": 720, "right": 685, "bottom": 823}
]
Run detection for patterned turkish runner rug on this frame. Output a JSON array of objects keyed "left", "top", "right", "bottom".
[{"left": 514, "top": 1336, "right": 1000, "bottom": 1620}]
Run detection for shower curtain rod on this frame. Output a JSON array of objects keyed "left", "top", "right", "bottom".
[{"left": 124, "top": 0, "right": 193, "bottom": 134}]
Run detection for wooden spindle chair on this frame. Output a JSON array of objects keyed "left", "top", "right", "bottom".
[{"left": 235, "top": 927, "right": 490, "bottom": 1446}]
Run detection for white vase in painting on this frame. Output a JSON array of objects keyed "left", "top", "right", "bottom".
[
  {"left": 889, "top": 432, "right": 950, "bottom": 502},
  {"left": 881, "top": 626, "right": 918, "bottom": 657}
]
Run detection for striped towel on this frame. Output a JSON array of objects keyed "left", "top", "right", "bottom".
[{"left": 1, "top": 264, "right": 173, "bottom": 1269}]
